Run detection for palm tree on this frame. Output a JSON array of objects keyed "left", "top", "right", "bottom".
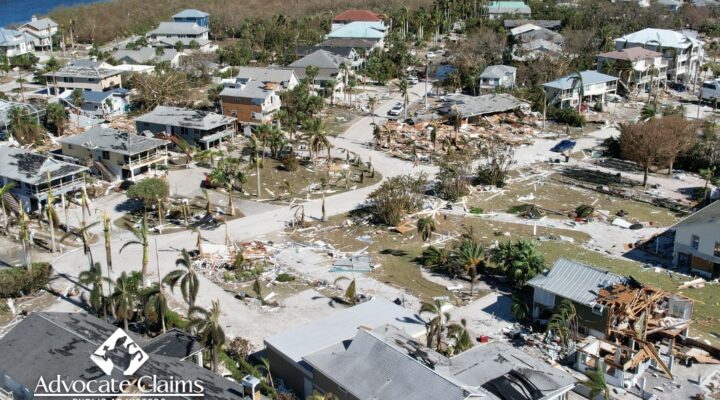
[
  {"left": 333, "top": 276, "right": 357, "bottom": 305},
  {"left": 44, "top": 172, "right": 60, "bottom": 254},
  {"left": 142, "top": 283, "right": 168, "bottom": 333},
  {"left": 700, "top": 167, "right": 717, "bottom": 205},
  {"left": 309, "top": 392, "right": 339, "bottom": 400},
  {"left": 491, "top": 239, "right": 545, "bottom": 288},
  {"left": 304, "top": 119, "right": 331, "bottom": 163},
  {"left": 188, "top": 300, "right": 225, "bottom": 373},
  {"left": 0, "top": 182, "right": 15, "bottom": 235},
  {"left": 45, "top": 103, "right": 68, "bottom": 136},
  {"left": 396, "top": 78, "right": 410, "bottom": 121},
  {"left": 371, "top": 123, "right": 382, "bottom": 148},
  {"left": 18, "top": 210, "right": 32, "bottom": 270},
  {"left": 70, "top": 88, "right": 84, "bottom": 127},
  {"left": 420, "top": 299, "right": 451, "bottom": 352},
  {"left": 339, "top": 62, "right": 351, "bottom": 103},
  {"left": 120, "top": 213, "right": 150, "bottom": 287},
  {"left": 305, "top": 65, "right": 320, "bottom": 94},
  {"left": 569, "top": 71, "right": 585, "bottom": 113},
  {"left": 417, "top": 217, "right": 436, "bottom": 242},
  {"left": 601, "top": 60, "right": 618, "bottom": 76},
  {"left": 584, "top": 365, "right": 610, "bottom": 400},
  {"left": 452, "top": 240, "right": 484, "bottom": 296},
  {"left": 164, "top": 248, "right": 199, "bottom": 318},
  {"left": 16, "top": 75, "right": 27, "bottom": 102},
  {"left": 79, "top": 262, "right": 106, "bottom": 319},
  {"left": 447, "top": 318, "right": 473, "bottom": 355},
  {"left": 107, "top": 271, "right": 137, "bottom": 331},
  {"left": 257, "top": 357, "right": 275, "bottom": 391},
  {"left": 368, "top": 96, "right": 377, "bottom": 123},
  {"left": 546, "top": 299, "right": 578, "bottom": 350},
  {"left": 510, "top": 294, "right": 529, "bottom": 321}
]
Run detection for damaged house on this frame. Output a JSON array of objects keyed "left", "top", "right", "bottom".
[
  {"left": 529, "top": 258, "right": 694, "bottom": 388},
  {"left": 439, "top": 93, "right": 529, "bottom": 124}
]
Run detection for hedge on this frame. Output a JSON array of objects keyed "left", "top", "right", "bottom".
[{"left": 0, "top": 263, "right": 52, "bottom": 298}]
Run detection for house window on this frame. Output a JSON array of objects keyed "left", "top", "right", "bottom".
[
  {"left": 691, "top": 235, "right": 700, "bottom": 250},
  {"left": 591, "top": 304, "right": 604, "bottom": 315},
  {"left": 101, "top": 151, "right": 110, "bottom": 160},
  {"left": 67, "top": 144, "right": 73, "bottom": 150},
  {"left": 715, "top": 242, "right": 720, "bottom": 257},
  {"left": 231, "top": 111, "right": 237, "bottom": 117}
]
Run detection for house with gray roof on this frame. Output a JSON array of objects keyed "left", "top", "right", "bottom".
[
  {"left": 0, "top": 312, "right": 250, "bottom": 400},
  {"left": 303, "top": 323, "right": 577, "bottom": 400},
  {"left": 528, "top": 258, "right": 626, "bottom": 338},
  {"left": 45, "top": 65, "right": 123, "bottom": 94},
  {"left": 504, "top": 19, "right": 561, "bottom": 30},
  {"left": 0, "top": 147, "right": 87, "bottom": 211},
  {"left": 542, "top": 70, "right": 618, "bottom": 109},
  {"left": 440, "top": 93, "right": 528, "bottom": 122},
  {"left": 219, "top": 71, "right": 286, "bottom": 126},
  {"left": 59, "top": 127, "right": 169, "bottom": 181},
  {"left": 146, "top": 22, "right": 210, "bottom": 50},
  {"left": 264, "top": 298, "right": 427, "bottom": 398},
  {"left": 172, "top": 9, "right": 209, "bottom": 28},
  {"left": 112, "top": 47, "right": 185, "bottom": 67},
  {"left": 288, "top": 49, "right": 350, "bottom": 87},
  {"left": 233, "top": 67, "right": 299, "bottom": 91},
  {"left": 61, "top": 88, "right": 129, "bottom": 118},
  {"left": 479, "top": 65, "right": 517, "bottom": 89},
  {"left": 135, "top": 106, "right": 236, "bottom": 149},
  {"left": 671, "top": 201, "right": 720, "bottom": 278},
  {"left": 0, "top": 28, "right": 32, "bottom": 57},
  {"left": 596, "top": 47, "right": 667, "bottom": 94},
  {"left": 18, "top": 15, "right": 58, "bottom": 50}
]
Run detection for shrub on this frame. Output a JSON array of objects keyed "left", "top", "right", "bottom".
[
  {"left": 276, "top": 273, "right": 295, "bottom": 282},
  {"left": 593, "top": 102, "right": 603, "bottom": 112},
  {"left": 469, "top": 207, "right": 484, "bottom": 214},
  {"left": 0, "top": 263, "right": 52, "bottom": 298},
  {"left": 368, "top": 173, "right": 427, "bottom": 226},
  {"left": 126, "top": 178, "right": 169, "bottom": 207},
  {"left": 548, "top": 107, "right": 585, "bottom": 127}
]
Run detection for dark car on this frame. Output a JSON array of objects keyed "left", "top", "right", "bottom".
[{"left": 551, "top": 139, "right": 576, "bottom": 153}]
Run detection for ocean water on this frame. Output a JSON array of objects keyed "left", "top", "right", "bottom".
[{"left": 0, "top": 0, "right": 108, "bottom": 28}]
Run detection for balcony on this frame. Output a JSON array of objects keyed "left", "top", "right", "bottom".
[
  {"left": 124, "top": 151, "right": 168, "bottom": 169},
  {"left": 27, "top": 176, "right": 85, "bottom": 198}
]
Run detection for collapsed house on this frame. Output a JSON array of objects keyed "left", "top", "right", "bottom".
[{"left": 529, "top": 258, "right": 695, "bottom": 389}]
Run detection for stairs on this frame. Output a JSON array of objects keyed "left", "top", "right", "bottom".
[{"left": 93, "top": 160, "right": 118, "bottom": 182}]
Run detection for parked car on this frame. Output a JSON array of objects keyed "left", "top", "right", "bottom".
[
  {"left": 550, "top": 139, "right": 576, "bottom": 153},
  {"left": 700, "top": 79, "right": 720, "bottom": 103},
  {"left": 407, "top": 75, "right": 419, "bottom": 85},
  {"left": 387, "top": 103, "right": 404, "bottom": 116}
]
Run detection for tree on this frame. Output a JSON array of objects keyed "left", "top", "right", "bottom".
[
  {"left": 45, "top": 103, "right": 68, "bottom": 136},
  {"left": 131, "top": 70, "right": 189, "bottom": 111},
  {"left": 120, "top": 213, "right": 151, "bottom": 287},
  {"left": 368, "top": 174, "right": 427, "bottom": 226},
  {"left": 584, "top": 365, "right": 610, "bottom": 400},
  {"left": 0, "top": 183, "right": 15, "bottom": 235},
  {"left": 305, "top": 65, "right": 319, "bottom": 93},
  {"left": 619, "top": 119, "right": 675, "bottom": 186},
  {"left": 188, "top": 300, "right": 226, "bottom": 373},
  {"left": 16, "top": 76, "right": 27, "bottom": 102},
  {"left": 546, "top": 299, "right": 578, "bottom": 351},
  {"left": 79, "top": 262, "right": 106, "bottom": 319},
  {"left": 7, "top": 106, "right": 44, "bottom": 145},
  {"left": 491, "top": 240, "right": 545, "bottom": 287},
  {"left": 304, "top": 118, "right": 331, "bottom": 162},
  {"left": 447, "top": 318, "right": 473, "bottom": 355},
  {"left": 569, "top": 71, "right": 585, "bottom": 113},
  {"left": 452, "top": 239, "right": 484, "bottom": 296},
  {"left": 396, "top": 78, "right": 409, "bottom": 120},
  {"left": 476, "top": 137, "right": 515, "bottom": 187},
  {"left": 420, "top": 299, "right": 451, "bottom": 352},
  {"left": 99, "top": 210, "right": 113, "bottom": 295},
  {"left": 142, "top": 283, "right": 168, "bottom": 333},
  {"left": 209, "top": 157, "right": 245, "bottom": 216},
  {"left": 436, "top": 150, "right": 473, "bottom": 201},
  {"left": 126, "top": 178, "right": 169, "bottom": 222},
  {"left": 107, "top": 271, "right": 137, "bottom": 331},
  {"left": 417, "top": 217, "right": 436, "bottom": 242},
  {"left": 70, "top": 88, "right": 85, "bottom": 127},
  {"left": 511, "top": 294, "right": 529, "bottom": 321},
  {"left": 164, "top": 248, "right": 199, "bottom": 318},
  {"left": 368, "top": 96, "right": 377, "bottom": 123},
  {"left": 661, "top": 115, "right": 698, "bottom": 174},
  {"left": 18, "top": 210, "right": 32, "bottom": 270}
]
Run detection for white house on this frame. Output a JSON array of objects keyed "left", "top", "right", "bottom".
[
  {"left": 112, "top": 47, "right": 186, "bottom": 68},
  {"left": 672, "top": 201, "right": 720, "bottom": 278},
  {"left": 543, "top": 70, "right": 618, "bottom": 109},
  {"left": 596, "top": 47, "right": 667, "bottom": 94},
  {"left": 615, "top": 28, "right": 703, "bottom": 85},
  {"left": 146, "top": 22, "right": 210, "bottom": 51},
  {"left": 0, "top": 28, "right": 32, "bottom": 57},
  {"left": 479, "top": 65, "right": 517, "bottom": 89},
  {"left": 331, "top": 9, "right": 383, "bottom": 31},
  {"left": 18, "top": 16, "right": 58, "bottom": 51}
]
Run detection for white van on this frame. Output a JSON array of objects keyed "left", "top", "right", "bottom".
[{"left": 700, "top": 79, "right": 720, "bottom": 103}]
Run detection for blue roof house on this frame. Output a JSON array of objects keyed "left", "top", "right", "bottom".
[
  {"left": 172, "top": 9, "right": 209, "bottom": 28},
  {"left": 542, "top": 70, "right": 618, "bottom": 109},
  {"left": 326, "top": 21, "right": 387, "bottom": 48}
]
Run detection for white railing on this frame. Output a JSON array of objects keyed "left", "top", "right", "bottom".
[{"left": 126, "top": 151, "right": 167, "bottom": 167}]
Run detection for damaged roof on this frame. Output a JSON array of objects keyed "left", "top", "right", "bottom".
[
  {"left": 528, "top": 258, "right": 626, "bottom": 305},
  {"left": 441, "top": 93, "right": 527, "bottom": 118},
  {"left": 134, "top": 106, "right": 235, "bottom": 131},
  {"left": 59, "top": 127, "right": 169, "bottom": 155},
  {"left": 597, "top": 47, "right": 663, "bottom": 61},
  {"left": 144, "top": 328, "right": 203, "bottom": 360},
  {"left": 671, "top": 201, "right": 720, "bottom": 228},
  {"left": 0, "top": 146, "right": 87, "bottom": 185},
  {"left": 45, "top": 65, "right": 121, "bottom": 79}
]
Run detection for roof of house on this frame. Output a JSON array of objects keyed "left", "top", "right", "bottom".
[
  {"left": 135, "top": 106, "right": 235, "bottom": 131},
  {"left": 528, "top": 258, "right": 626, "bottom": 305},
  {"left": 219, "top": 81, "right": 276, "bottom": 100},
  {"left": 332, "top": 9, "right": 383, "bottom": 22},
  {"left": 143, "top": 328, "right": 203, "bottom": 359},
  {"left": 82, "top": 88, "right": 128, "bottom": 103},
  {"left": 156, "top": 37, "right": 210, "bottom": 48},
  {"left": 320, "top": 38, "right": 377, "bottom": 49},
  {"left": 20, "top": 17, "right": 58, "bottom": 32},
  {"left": 326, "top": 21, "right": 386, "bottom": 40},
  {"left": 658, "top": 0, "right": 683, "bottom": 6},
  {"left": 0, "top": 146, "right": 87, "bottom": 185},
  {"left": 516, "top": 27, "right": 564, "bottom": 44},
  {"left": 480, "top": 65, "right": 517, "bottom": 79},
  {"left": 264, "top": 298, "right": 427, "bottom": 365},
  {"left": 0, "top": 312, "right": 246, "bottom": 399},
  {"left": 172, "top": 9, "right": 209, "bottom": 18},
  {"left": 615, "top": 28, "right": 702, "bottom": 48},
  {"left": 289, "top": 49, "right": 348, "bottom": 71},
  {"left": 296, "top": 45, "right": 357, "bottom": 59},
  {"left": 543, "top": 70, "right": 618, "bottom": 90},
  {"left": 487, "top": 1, "right": 532, "bottom": 14},
  {"left": 517, "top": 38, "right": 564, "bottom": 55},
  {"left": 148, "top": 22, "right": 208, "bottom": 36},
  {"left": 113, "top": 47, "right": 181, "bottom": 65},
  {"left": 597, "top": 46, "right": 663, "bottom": 61},
  {"left": 304, "top": 327, "right": 477, "bottom": 400},
  {"left": 441, "top": 93, "right": 527, "bottom": 118},
  {"left": 234, "top": 67, "right": 297, "bottom": 86},
  {"left": 0, "top": 28, "right": 27, "bottom": 47},
  {"left": 448, "top": 341, "right": 577, "bottom": 399},
  {"left": 68, "top": 58, "right": 110, "bottom": 68},
  {"left": 504, "top": 19, "right": 561, "bottom": 29},
  {"left": 45, "top": 65, "right": 122, "bottom": 79},
  {"left": 59, "top": 127, "right": 169, "bottom": 155},
  {"left": 671, "top": 201, "right": 720, "bottom": 229}
]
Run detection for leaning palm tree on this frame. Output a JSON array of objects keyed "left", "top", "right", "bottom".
[
  {"left": 452, "top": 240, "right": 484, "bottom": 296},
  {"left": 188, "top": 300, "right": 225, "bottom": 373},
  {"left": 79, "top": 262, "right": 106, "bottom": 319},
  {"left": 257, "top": 357, "right": 275, "bottom": 391},
  {"left": 107, "top": 271, "right": 136, "bottom": 331},
  {"left": 0, "top": 182, "right": 16, "bottom": 235},
  {"left": 164, "top": 248, "right": 199, "bottom": 318},
  {"left": 447, "top": 318, "right": 473, "bottom": 355},
  {"left": 584, "top": 365, "right": 610, "bottom": 400},
  {"left": 98, "top": 210, "right": 113, "bottom": 290},
  {"left": 333, "top": 276, "right": 357, "bottom": 305},
  {"left": 546, "top": 299, "right": 578, "bottom": 351},
  {"left": 120, "top": 214, "right": 150, "bottom": 287},
  {"left": 417, "top": 217, "right": 436, "bottom": 242},
  {"left": 419, "top": 299, "right": 451, "bottom": 352},
  {"left": 61, "top": 217, "right": 100, "bottom": 267},
  {"left": 45, "top": 172, "right": 60, "bottom": 253},
  {"left": 396, "top": 78, "right": 410, "bottom": 121},
  {"left": 142, "top": 283, "right": 168, "bottom": 333}
]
